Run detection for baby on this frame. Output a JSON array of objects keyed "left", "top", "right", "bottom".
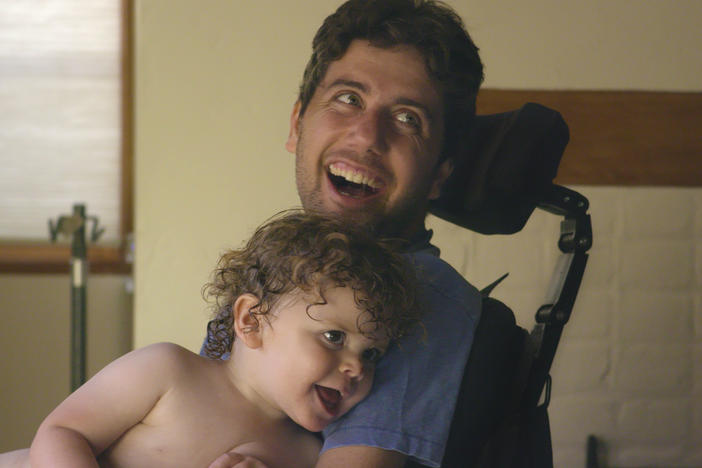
[{"left": 1, "top": 211, "right": 419, "bottom": 468}]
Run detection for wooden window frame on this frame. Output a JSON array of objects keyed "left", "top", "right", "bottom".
[{"left": 0, "top": 0, "right": 133, "bottom": 275}]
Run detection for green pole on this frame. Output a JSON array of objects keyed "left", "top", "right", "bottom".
[{"left": 70, "top": 204, "right": 87, "bottom": 391}]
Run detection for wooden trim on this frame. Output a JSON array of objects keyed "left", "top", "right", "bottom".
[
  {"left": 120, "top": 0, "right": 134, "bottom": 239},
  {"left": 0, "top": 244, "right": 131, "bottom": 275},
  {"left": 0, "top": 0, "right": 133, "bottom": 275},
  {"left": 476, "top": 89, "right": 702, "bottom": 186}
]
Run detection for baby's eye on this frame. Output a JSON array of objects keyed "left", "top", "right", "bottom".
[
  {"left": 323, "top": 330, "right": 346, "bottom": 346},
  {"left": 361, "top": 348, "right": 384, "bottom": 364},
  {"left": 396, "top": 111, "right": 421, "bottom": 128},
  {"left": 336, "top": 92, "right": 361, "bottom": 107}
]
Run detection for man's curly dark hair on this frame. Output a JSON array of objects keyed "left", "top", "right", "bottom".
[{"left": 201, "top": 210, "right": 421, "bottom": 359}]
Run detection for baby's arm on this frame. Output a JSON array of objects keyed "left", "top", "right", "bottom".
[
  {"left": 208, "top": 451, "right": 270, "bottom": 468},
  {"left": 29, "top": 343, "right": 178, "bottom": 468},
  {"left": 0, "top": 448, "right": 30, "bottom": 468},
  {"left": 209, "top": 434, "right": 321, "bottom": 468}
]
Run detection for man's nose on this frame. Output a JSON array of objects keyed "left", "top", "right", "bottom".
[{"left": 350, "top": 109, "right": 388, "bottom": 155}]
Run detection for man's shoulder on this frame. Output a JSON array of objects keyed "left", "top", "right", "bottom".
[{"left": 406, "top": 249, "right": 480, "bottom": 307}]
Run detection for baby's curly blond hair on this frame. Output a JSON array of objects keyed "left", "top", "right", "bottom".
[{"left": 201, "top": 210, "right": 420, "bottom": 359}]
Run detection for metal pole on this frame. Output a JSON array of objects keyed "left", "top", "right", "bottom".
[
  {"left": 49, "top": 203, "right": 103, "bottom": 392},
  {"left": 70, "top": 204, "right": 87, "bottom": 391}
]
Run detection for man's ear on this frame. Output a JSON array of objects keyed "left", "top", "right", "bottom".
[
  {"left": 285, "top": 100, "right": 302, "bottom": 154},
  {"left": 428, "top": 158, "right": 454, "bottom": 200},
  {"left": 232, "top": 293, "right": 264, "bottom": 349}
]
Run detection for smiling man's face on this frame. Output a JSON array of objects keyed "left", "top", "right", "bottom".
[{"left": 286, "top": 40, "right": 452, "bottom": 239}]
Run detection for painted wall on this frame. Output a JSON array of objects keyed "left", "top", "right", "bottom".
[
  {"left": 133, "top": 1, "right": 701, "bottom": 466},
  {"left": 0, "top": 275, "right": 132, "bottom": 451}
]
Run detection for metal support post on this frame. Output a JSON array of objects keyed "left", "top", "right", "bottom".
[{"left": 49, "top": 204, "right": 104, "bottom": 391}]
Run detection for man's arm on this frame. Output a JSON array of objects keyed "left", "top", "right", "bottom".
[{"left": 315, "top": 446, "right": 406, "bottom": 468}]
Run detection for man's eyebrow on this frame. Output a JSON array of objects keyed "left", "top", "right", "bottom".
[
  {"left": 395, "top": 97, "right": 435, "bottom": 123},
  {"left": 325, "top": 78, "right": 368, "bottom": 93}
]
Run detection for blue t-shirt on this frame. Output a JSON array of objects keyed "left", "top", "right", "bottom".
[{"left": 320, "top": 233, "right": 481, "bottom": 467}]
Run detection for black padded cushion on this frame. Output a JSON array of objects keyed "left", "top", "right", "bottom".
[
  {"left": 442, "top": 297, "right": 528, "bottom": 467},
  {"left": 404, "top": 297, "right": 528, "bottom": 468},
  {"left": 430, "top": 103, "right": 569, "bottom": 235}
]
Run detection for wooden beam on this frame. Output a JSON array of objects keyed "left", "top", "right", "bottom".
[
  {"left": 0, "top": 244, "right": 131, "bottom": 274},
  {"left": 120, "top": 0, "right": 134, "bottom": 239},
  {"left": 476, "top": 89, "right": 702, "bottom": 186}
]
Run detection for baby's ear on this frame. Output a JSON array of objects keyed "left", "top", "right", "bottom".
[{"left": 232, "top": 293, "right": 264, "bottom": 349}]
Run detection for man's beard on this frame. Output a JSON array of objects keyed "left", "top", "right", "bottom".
[
  {"left": 294, "top": 128, "right": 432, "bottom": 240},
  {"left": 295, "top": 164, "right": 429, "bottom": 240}
]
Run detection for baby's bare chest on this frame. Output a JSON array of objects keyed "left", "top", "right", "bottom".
[
  {"left": 99, "top": 384, "right": 314, "bottom": 468},
  {"left": 99, "top": 404, "right": 241, "bottom": 467}
]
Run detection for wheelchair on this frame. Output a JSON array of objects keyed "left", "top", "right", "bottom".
[{"left": 409, "top": 103, "right": 593, "bottom": 468}]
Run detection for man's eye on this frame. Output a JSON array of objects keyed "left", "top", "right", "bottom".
[
  {"left": 396, "top": 111, "right": 420, "bottom": 128},
  {"left": 337, "top": 93, "right": 360, "bottom": 106},
  {"left": 362, "top": 348, "right": 383, "bottom": 364},
  {"left": 323, "top": 330, "right": 345, "bottom": 345}
]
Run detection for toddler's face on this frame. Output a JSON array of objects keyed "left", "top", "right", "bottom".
[{"left": 255, "top": 286, "right": 389, "bottom": 432}]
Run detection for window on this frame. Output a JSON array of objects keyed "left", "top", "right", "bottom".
[{"left": 0, "top": 0, "right": 132, "bottom": 273}]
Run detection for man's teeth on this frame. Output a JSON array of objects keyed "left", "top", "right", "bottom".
[{"left": 328, "top": 164, "right": 379, "bottom": 189}]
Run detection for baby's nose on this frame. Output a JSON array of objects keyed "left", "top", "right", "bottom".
[{"left": 339, "top": 353, "right": 364, "bottom": 380}]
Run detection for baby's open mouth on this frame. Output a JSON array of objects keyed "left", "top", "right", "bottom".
[
  {"left": 327, "top": 163, "right": 381, "bottom": 199},
  {"left": 315, "top": 384, "right": 342, "bottom": 414}
]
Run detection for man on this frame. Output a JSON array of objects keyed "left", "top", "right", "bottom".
[{"left": 284, "top": 1, "right": 485, "bottom": 466}]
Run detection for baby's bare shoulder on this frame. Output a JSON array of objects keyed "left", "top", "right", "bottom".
[
  {"left": 133, "top": 342, "right": 203, "bottom": 370},
  {"left": 102, "top": 342, "right": 209, "bottom": 396},
  {"left": 138, "top": 341, "right": 193, "bottom": 358}
]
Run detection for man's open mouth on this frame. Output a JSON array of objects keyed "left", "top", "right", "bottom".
[
  {"left": 315, "top": 384, "right": 342, "bottom": 414},
  {"left": 327, "top": 163, "right": 381, "bottom": 199}
]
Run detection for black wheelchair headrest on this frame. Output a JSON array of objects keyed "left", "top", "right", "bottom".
[{"left": 430, "top": 103, "right": 569, "bottom": 235}]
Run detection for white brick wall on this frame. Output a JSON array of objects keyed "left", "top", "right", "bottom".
[{"left": 427, "top": 186, "right": 702, "bottom": 468}]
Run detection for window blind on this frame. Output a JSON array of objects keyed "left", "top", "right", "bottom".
[{"left": 0, "top": 0, "right": 121, "bottom": 243}]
